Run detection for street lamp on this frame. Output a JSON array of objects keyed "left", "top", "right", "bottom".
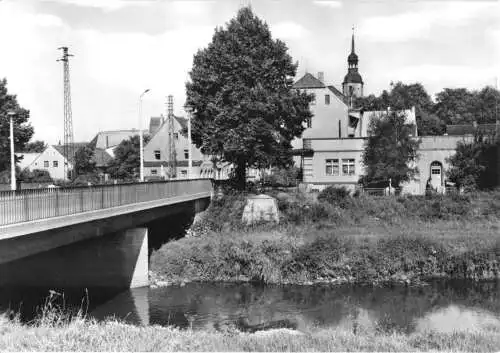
[
  {"left": 184, "top": 105, "right": 193, "bottom": 179},
  {"left": 7, "top": 111, "right": 16, "bottom": 191},
  {"left": 138, "top": 89, "right": 151, "bottom": 182}
]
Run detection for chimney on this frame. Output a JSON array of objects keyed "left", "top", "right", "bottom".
[{"left": 317, "top": 72, "right": 324, "bottom": 83}]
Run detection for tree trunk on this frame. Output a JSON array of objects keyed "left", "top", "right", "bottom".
[{"left": 234, "top": 159, "right": 246, "bottom": 190}]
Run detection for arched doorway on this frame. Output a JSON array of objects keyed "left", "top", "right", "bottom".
[{"left": 430, "top": 161, "right": 443, "bottom": 189}]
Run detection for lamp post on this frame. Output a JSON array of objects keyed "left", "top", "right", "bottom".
[
  {"left": 7, "top": 111, "right": 16, "bottom": 191},
  {"left": 138, "top": 89, "right": 150, "bottom": 182},
  {"left": 184, "top": 106, "right": 193, "bottom": 179}
]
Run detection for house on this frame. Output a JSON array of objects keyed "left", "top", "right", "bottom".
[
  {"left": 292, "top": 29, "right": 483, "bottom": 194},
  {"left": 89, "top": 129, "right": 146, "bottom": 158},
  {"left": 143, "top": 114, "right": 206, "bottom": 179},
  {"left": 24, "top": 144, "right": 76, "bottom": 180},
  {"left": 143, "top": 113, "right": 233, "bottom": 180},
  {"left": 17, "top": 152, "right": 40, "bottom": 171},
  {"left": 20, "top": 143, "right": 113, "bottom": 181}
]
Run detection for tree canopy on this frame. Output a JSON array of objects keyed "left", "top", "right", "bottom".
[
  {"left": 0, "top": 79, "right": 34, "bottom": 171},
  {"left": 354, "top": 82, "right": 499, "bottom": 136},
  {"left": 361, "top": 111, "right": 421, "bottom": 188},
  {"left": 73, "top": 144, "right": 97, "bottom": 178},
  {"left": 185, "top": 7, "right": 313, "bottom": 188},
  {"left": 108, "top": 135, "right": 151, "bottom": 181},
  {"left": 23, "top": 140, "right": 47, "bottom": 153},
  {"left": 446, "top": 133, "right": 499, "bottom": 190}
]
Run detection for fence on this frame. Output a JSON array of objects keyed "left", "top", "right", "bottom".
[{"left": 0, "top": 179, "right": 212, "bottom": 226}]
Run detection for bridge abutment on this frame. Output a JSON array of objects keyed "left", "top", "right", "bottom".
[{"left": 0, "top": 227, "right": 149, "bottom": 289}]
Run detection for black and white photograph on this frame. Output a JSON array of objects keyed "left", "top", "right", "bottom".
[{"left": 0, "top": 0, "right": 499, "bottom": 351}]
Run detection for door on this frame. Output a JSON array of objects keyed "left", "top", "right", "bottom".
[{"left": 430, "top": 162, "right": 442, "bottom": 189}]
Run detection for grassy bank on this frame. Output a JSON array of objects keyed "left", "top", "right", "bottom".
[
  {"left": 151, "top": 189, "right": 500, "bottom": 285},
  {"left": 1, "top": 315, "right": 499, "bottom": 352}
]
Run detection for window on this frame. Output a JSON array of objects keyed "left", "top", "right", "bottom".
[
  {"left": 306, "top": 117, "right": 312, "bottom": 128},
  {"left": 184, "top": 149, "right": 189, "bottom": 159},
  {"left": 53, "top": 161, "right": 58, "bottom": 168},
  {"left": 151, "top": 169, "right": 158, "bottom": 175},
  {"left": 44, "top": 160, "right": 49, "bottom": 168},
  {"left": 174, "top": 133, "right": 179, "bottom": 140},
  {"left": 310, "top": 93, "right": 316, "bottom": 105},
  {"left": 181, "top": 170, "right": 187, "bottom": 178},
  {"left": 325, "top": 94, "right": 330, "bottom": 105},
  {"left": 325, "top": 159, "right": 339, "bottom": 176},
  {"left": 342, "top": 159, "right": 355, "bottom": 176},
  {"left": 154, "top": 150, "right": 161, "bottom": 160},
  {"left": 431, "top": 167, "right": 441, "bottom": 175}
]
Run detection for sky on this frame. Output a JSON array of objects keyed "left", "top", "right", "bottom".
[{"left": 0, "top": 0, "right": 498, "bottom": 144}]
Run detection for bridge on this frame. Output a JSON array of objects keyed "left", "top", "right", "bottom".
[{"left": 0, "top": 179, "right": 212, "bottom": 289}]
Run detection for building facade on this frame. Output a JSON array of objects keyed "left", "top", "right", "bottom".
[
  {"left": 143, "top": 115, "right": 208, "bottom": 179},
  {"left": 292, "top": 30, "right": 474, "bottom": 194}
]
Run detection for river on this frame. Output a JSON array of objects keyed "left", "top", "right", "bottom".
[{"left": 1, "top": 280, "right": 499, "bottom": 334}]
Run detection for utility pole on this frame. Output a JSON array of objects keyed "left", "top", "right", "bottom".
[
  {"left": 167, "top": 95, "right": 177, "bottom": 179},
  {"left": 7, "top": 111, "right": 16, "bottom": 191},
  {"left": 139, "top": 89, "right": 151, "bottom": 182},
  {"left": 186, "top": 107, "right": 193, "bottom": 179},
  {"left": 57, "top": 47, "right": 74, "bottom": 181}
]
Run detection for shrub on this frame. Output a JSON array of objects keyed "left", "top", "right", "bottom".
[{"left": 317, "top": 186, "right": 351, "bottom": 208}]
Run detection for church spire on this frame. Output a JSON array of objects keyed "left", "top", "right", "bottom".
[
  {"left": 351, "top": 26, "right": 355, "bottom": 54},
  {"left": 343, "top": 26, "right": 364, "bottom": 103}
]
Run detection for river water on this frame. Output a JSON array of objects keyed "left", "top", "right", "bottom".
[{"left": 1, "top": 280, "right": 499, "bottom": 334}]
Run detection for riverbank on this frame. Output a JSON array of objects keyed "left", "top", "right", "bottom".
[
  {"left": 1, "top": 315, "right": 499, "bottom": 352},
  {"left": 151, "top": 189, "right": 500, "bottom": 286}
]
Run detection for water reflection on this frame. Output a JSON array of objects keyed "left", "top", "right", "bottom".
[
  {"left": 91, "top": 280, "right": 500, "bottom": 334},
  {"left": 1, "top": 280, "right": 499, "bottom": 334}
]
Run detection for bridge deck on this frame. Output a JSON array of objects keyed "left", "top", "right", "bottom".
[{"left": 0, "top": 179, "right": 212, "bottom": 230}]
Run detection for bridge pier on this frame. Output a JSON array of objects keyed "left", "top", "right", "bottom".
[{"left": 0, "top": 227, "right": 149, "bottom": 289}]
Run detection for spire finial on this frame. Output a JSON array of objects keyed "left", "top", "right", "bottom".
[{"left": 351, "top": 25, "right": 355, "bottom": 54}]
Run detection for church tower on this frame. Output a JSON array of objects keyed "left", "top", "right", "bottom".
[{"left": 342, "top": 28, "right": 364, "bottom": 106}]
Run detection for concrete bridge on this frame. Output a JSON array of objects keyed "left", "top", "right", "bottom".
[{"left": 0, "top": 179, "right": 212, "bottom": 289}]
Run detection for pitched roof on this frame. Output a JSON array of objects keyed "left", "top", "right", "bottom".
[
  {"left": 89, "top": 129, "right": 144, "bottom": 149},
  {"left": 446, "top": 124, "right": 497, "bottom": 136},
  {"left": 327, "top": 85, "right": 348, "bottom": 105},
  {"left": 174, "top": 116, "right": 188, "bottom": 131},
  {"left": 293, "top": 72, "right": 325, "bottom": 89},
  {"left": 93, "top": 148, "right": 113, "bottom": 167},
  {"left": 52, "top": 143, "right": 88, "bottom": 160},
  {"left": 149, "top": 117, "right": 163, "bottom": 135}
]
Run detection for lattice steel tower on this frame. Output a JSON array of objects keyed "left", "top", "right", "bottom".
[
  {"left": 167, "top": 95, "right": 177, "bottom": 178},
  {"left": 57, "top": 47, "right": 75, "bottom": 180}
]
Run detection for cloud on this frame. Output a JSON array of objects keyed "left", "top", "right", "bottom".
[
  {"left": 40, "top": 0, "right": 154, "bottom": 11},
  {"left": 272, "top": 21, "right": 310, "bottom": 40},
  {"left": 312, "top": 1, "right": 342, "bottom": 9},
  {"left": 359, "top": 2, "right": 498, "bottom": 42}
]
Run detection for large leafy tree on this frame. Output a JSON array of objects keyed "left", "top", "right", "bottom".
[
  {"left": 108, "top": 135, "right": 151, "bottom": 181},
  {"left": 0, "top": 79, "right": 34, "bottom": 172},
  {"left": 361, "top": 111, "right": 421, "bottom": 187},
  {"left": 354, "top": 81, "right": 444, "bottom": 135},
  {"left": 23, "top": 140, "right": 47, "bottom": 153},
  {"left": 446, "top": 133, "right": 499, "bottom": 190},
  {"left": 433, "top": 88, "right": 476, "bottom": 125},
  {"left": 185, "top": 7, "right": 313, "bottom": 189},
  {"left": 73, "top": 144, "right": 97, "bottom": 178}
]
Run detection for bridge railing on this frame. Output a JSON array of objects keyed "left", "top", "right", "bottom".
[{"left": 0, "top": 179, "right": 212, "bottom": 226}]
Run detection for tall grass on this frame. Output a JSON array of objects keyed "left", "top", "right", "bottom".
[
  {"left": 1, "top": 309, "right": 499, "bottom": 352},
  {"left": 151, "top": 189, "right": 500, "bottom": 285}
]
